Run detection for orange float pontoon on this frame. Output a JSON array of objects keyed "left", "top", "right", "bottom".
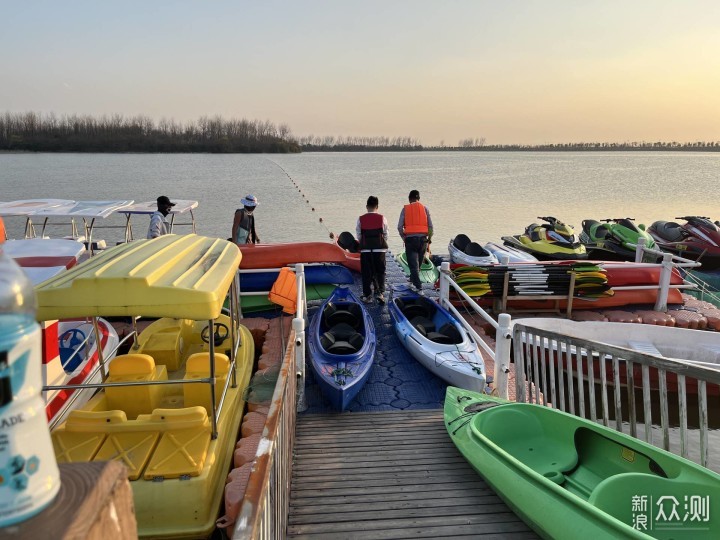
[{"left": 236, "top": 242, "right": 361, "bottom": 272}]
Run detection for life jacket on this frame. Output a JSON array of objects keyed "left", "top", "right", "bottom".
[
  {"left": 0, "top": 217, "right": 5, "bottom": 244},
  {"left": 358, "top": 213, "right": 388, "bottom": 251},
  {"left": 235, "top": 209, "right": 256, "bottom": 244},
  {"left": 268, "top": 267, "right": 297, "bottom": 314},
  {"left": 403, "top": 202, "right": 428, "bottom": 235}
]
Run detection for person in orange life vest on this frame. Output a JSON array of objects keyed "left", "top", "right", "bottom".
[
  {"left": 397, "top": 189, "right": 433, "bottom": 292},
  {"left": 232, "top": 194, "right": 260, "bottom": 244},
  {"left": 356, "top": 195, "right": 389, "bottom": 304}
]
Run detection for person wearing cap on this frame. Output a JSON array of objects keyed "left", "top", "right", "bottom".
[
  {"left": 232, "top": 195, "right": 260, "bottom": 244},
  {"left": 147, "top": 195, "right": 175, "bottom": 239},
  {"left": 356, "top": 195, "right": 389, "bottom": 304},
  {"left": 397, "top": 189, "right": 433, "bottom": 293}
]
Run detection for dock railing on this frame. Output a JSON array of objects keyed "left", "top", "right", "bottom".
[
  {"left": 438, "top": 261, "right": 513, "bottom": 399},
  {"left": 232, "top": 264, "right": 306, "bottom": 539},
  {"left": 513, "top": 320, "right": 720, "bottom": 470}
]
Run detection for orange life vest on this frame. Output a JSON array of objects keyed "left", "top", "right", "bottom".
[
  {"left": 403, "top": 202, "right": 428, "bottom": 235},
  {"left": 268, "top": 267, "right": 297, "bottom": 314},
  {"left": 0, "top": 217, "right": 5, "bottom": 244}
]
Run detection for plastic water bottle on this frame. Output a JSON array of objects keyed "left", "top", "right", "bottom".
[{"left": 0, "top": 250, "right": 60, "bottom": 526}]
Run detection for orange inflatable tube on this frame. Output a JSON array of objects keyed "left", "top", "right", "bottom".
[{"left": 237, "top": 242, "right": 361, "bottom": 272}]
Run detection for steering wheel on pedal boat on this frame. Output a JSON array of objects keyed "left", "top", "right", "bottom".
[{"left": 201, "top": 323, "right": 230, "bottom": 347}]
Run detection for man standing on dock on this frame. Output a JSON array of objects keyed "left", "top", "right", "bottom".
[
  {"left": 398, "top": 190, "right": 433, "bottom": 293},
  {"left": 357, "top": 195, "right": 389, "bottom": 304},
  {"left": 147, "top": 195, "right": 175, "bottom": 239}
]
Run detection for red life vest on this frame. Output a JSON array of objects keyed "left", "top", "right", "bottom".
[
  {"left": 359, "top": 213, "right": 388, "bottom": 250},
  {"left": 403, "top": 202, "right": 428, "bottom": 235}
]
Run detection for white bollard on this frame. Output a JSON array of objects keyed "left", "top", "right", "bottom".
[{"left": 494, "top": 313, "right": 512, "bottom": 400}]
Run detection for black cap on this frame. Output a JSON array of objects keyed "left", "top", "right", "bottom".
[{"left": 157, "top": 196, "right": 175, "bottom": 207}]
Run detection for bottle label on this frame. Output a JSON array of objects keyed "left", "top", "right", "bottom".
[{"left": 0, "top": 323, "right": 60, "bottom": 526}]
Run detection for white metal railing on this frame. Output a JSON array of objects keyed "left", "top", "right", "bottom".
[
  {"left": 513, "top": 321, "right": 720, "bottom": 470},
  {"left": 232, "top": 264, "right": 307, "bottom": 539},
  {"left": 438, "top": 261, "right": 513, "bottom": 399}
]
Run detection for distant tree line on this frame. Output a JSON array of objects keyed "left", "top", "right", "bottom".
[
  {"left": 443, "top": 141, "right": 720, "bottom": 151},
  {"left": 299, "top": 134, "right": 423, "bottom": 151},
  {"left": 0, "top": 112, "right": 300, "bottom": 153}
]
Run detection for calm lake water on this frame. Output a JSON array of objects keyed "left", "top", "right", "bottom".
[
  {"left": 2, "top": 151, "right": 720, "bottom": 471},
  {"left": 2, "top": 151, "right": 720, "bottom": 250}
]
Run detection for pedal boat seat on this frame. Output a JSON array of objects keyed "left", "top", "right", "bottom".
[{"left": 105, "top": 354, "right": 168, "bottom": 419}]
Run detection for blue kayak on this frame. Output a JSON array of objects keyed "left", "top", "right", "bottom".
[
  {"left": 239, "top": 263, "right": 353, "bottom": 292},
  {"left": 307, "top": 287, "right": 376, "bottom": 411}
]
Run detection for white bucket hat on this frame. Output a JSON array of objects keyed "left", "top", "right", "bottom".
[{"left": 241, "top": 194, "right": 259, "bottom": 207}]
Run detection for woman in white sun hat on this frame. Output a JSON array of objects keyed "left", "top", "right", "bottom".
[{"left": 232, "top": 194, "right": 260, "bottom": 244}]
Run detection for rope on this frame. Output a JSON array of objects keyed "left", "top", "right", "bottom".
[{"left": 265, "top": 158, "right": 337, "bottom": 240}]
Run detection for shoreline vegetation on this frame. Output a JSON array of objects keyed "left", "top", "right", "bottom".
[{"left": 2, "top": 112, "right": 720, "bottom": 153}]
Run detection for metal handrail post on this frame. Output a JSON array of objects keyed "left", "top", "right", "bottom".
[
  {"left": 494, "top": 313, "right": 512, "bottom": 399},
  {"left": 635, "top": 236, "right": 646, "bottom": 263},
  {"left": 439, "top": 262, "right": 450, "bottom": 305},
  {"left": 294, "top": 317, "right": 306, "bottom": 412},
  {"left": 92, "top": 317, "right": 107, "bottom": 381},
  {"left": 208, "top": 319, "right": 218, "bottom": 440},
  {"left": 654, "top": 253, "right": 673, "bottom": 312}
]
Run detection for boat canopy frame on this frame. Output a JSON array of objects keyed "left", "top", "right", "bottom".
[{"left": 38, "top": 234, "right": 243, "bottom": 439}]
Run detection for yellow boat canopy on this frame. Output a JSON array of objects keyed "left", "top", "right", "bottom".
[{"left": 36, "top": 235, "right": 241, "bottom": 321}]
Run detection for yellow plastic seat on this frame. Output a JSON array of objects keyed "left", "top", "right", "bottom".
[
  {"left": 105, "top": 354, "right": 167, "bottom": 419},
  {"left": 143, "top": 407, "right": 211, "bottom": 480},
  {"left": 52, "top": 410, "right": 127, "bottom": 463},
  {"left": 93, "top": 431, "right": 161, "bottom": 480},
  {"left": 183, "top": 352, "right": 230, "bottom": 413}
]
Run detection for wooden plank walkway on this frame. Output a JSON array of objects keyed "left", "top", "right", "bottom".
[{"left": 288, "top": 409, "right": 538, "bottom": 539}]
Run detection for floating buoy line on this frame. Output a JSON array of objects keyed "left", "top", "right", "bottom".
[{"left": 266, "top": 159, "right": 337, "bottom": 240}]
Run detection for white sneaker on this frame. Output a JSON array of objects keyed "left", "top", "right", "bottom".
[{"left": 360, "top": 295, "right": 372, "bottom": 304}]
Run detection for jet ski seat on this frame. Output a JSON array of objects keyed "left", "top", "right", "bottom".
[{"left": 654, "top": 221, "right": 685, "bottom": 242}]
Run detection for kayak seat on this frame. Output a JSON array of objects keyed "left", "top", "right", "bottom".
[
  {"left": 464, "top": 242, "right": 490, "bottom": 257},
  {"left": 322, "top": 331, "right": 364, "bottom": 355},
  {"left": 437, "top": 322, "right": 463, "bottom": 344},
  {"left": 323, "top": 303, "right": 361, "bottom": 329},
  {"left": 327, "top": 322, "right": 358, "bottom": 342},
  {"left": 452, "top": 234, "right": 471, "bottom": 252},
  {"left": 410, "top": 316, "right": 435, "bottom": 335},
  {"left": 653, "top": 221, "right": 684, "bottom": 242}
]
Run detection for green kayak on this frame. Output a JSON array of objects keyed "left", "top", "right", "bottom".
[
  {"left": 239, "top": 284, "right": 337, "bottom": 313},
  {"left": 396, "top": 251, "right": 440, "bottom": 283},
  {"left": 444, "top": 387, "right": 720, "bottom": 540}
]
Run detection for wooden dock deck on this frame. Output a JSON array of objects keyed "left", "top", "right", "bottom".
[{"left": 288, "top": 409, "right": 538, "bottom": 539}]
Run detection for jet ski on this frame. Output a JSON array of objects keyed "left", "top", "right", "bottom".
[
  {"left": 647, "top": 216, "right": 720, "bottom": 270},
  {"left": 579, "top": 218, "right": 658, "bottom": 262},
  {"left": 448, "top": 234, "right": 498, "bottom": 266},
  {"left": 501, "top": 216, "right": 587, "bottom": 260}
]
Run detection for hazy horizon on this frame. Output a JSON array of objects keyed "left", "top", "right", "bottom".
[{"left": 2, "top": 1, "right": 719, "bottom": 146}]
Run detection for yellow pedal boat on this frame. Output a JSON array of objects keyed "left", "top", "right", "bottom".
[{"left": 37, "top": 234, "right": 254, "bottom": 539}]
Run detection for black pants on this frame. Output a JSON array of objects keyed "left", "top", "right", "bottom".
[
  {"left": 360, "top": 251, "right": 386, "bottom": 296},
  {"left": 404, "top": 235, "right": 428, "bottom": 289}
]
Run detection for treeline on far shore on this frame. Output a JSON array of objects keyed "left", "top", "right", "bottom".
[
  {"left": 0, "top": 112, "right": 301, "bottom": 153},
  {"left": 3, "top": 112, "right": 720, "bottom": 153}
]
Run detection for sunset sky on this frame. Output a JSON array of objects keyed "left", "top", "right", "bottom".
[{"left": 2, "top": 1, "right": 719, "bottom": 145}]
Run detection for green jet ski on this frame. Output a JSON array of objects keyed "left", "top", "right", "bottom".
[
  {"left": 580, "top": 218, "right": 658, "bottom": 262},
  {"left": 502, "top": 216, "right": 587, "bottom": 260}
]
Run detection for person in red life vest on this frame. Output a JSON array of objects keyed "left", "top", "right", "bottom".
[
  {"left": 356, "top": 195, "right": 389, "bottom": 304},
  {"left": 397, "top": 189, "right": 433, "bottom": 293}
]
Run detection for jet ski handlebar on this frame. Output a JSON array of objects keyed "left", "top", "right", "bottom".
[
  {"left": 675, "top": 216, "right": 710, "bottom": 221},
  {"left": 537, "top": 216, "right": 559, "bottom": 224},
  {"left": 601, "top": 218, "right": 635, "bottom": 223}
]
